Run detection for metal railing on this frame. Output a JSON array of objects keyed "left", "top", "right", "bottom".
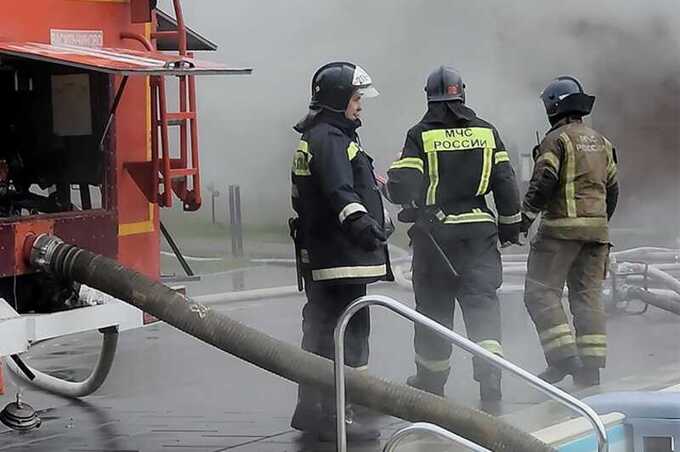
[
  {"left": 333, "top": 295, "right": 608, "bottom": 452},
  {"left": 383, "top": 422, "right": 492, "bottom": 452}
]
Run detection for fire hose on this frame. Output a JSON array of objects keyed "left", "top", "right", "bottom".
[
  {"left": 7, "top": 327, "right": 118, "bottom": 398},
  {"left": 19, "top": 234, "right": 554, "bottom": 452}
]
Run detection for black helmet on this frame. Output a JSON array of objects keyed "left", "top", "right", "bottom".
[
  {"left": 540, "top": 76, "right": 595, "bottom": 120},
  {"left": 425, "top": 66, "right": 466, "bottom": 103},
  {"left": 309, "top": 61, "right": 379, "bottom": 112}
]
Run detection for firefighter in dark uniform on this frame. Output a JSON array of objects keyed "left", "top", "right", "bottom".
[
  {"left": 289, "top": 62, "right": 391, "bottom": 441},
  {"left": 521, "top": 76, "right": 619, "bottom": 386},
  {"left": 385, "top": 66, "right": 521, "bottom": 401}
]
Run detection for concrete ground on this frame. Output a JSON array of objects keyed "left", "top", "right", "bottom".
[{"left": 1, "top": 262, "right": 680, "bottom": 451}]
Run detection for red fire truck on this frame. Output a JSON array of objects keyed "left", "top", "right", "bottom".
[{"left": 0, "top": 0, "right": 250, "bottom": 404}]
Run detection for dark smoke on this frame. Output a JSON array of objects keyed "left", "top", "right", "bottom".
[{"left": 576, "top": 16, "right": 680, "bottom": 244}]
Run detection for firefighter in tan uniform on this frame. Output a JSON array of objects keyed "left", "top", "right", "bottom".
[{"left": 521, "top": 76, "right": 619, "bottom": 386}]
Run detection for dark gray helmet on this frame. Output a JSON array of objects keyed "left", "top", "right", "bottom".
[
  {"left": 425, "top": 66, "right": 465, "bottom": 103},
  {"left": 309, "top": 61, "right": 379, "bottom": 113},
  {"left": 540, "top": 76, "right": 595, "bottom": 119}
]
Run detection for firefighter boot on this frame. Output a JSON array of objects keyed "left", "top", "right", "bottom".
[
  {"left": 316, "top": 399, "right": 380, "bottom": 443},
  {"left": 479, "top": 372, "right": 502, "bottom": 402},
  {"left": 290, "top": 385, "right": 321, "bottom": 433},
  {"left": 538, "top": 356, "right": 583, "bottom": 384},
  {"left": 573, "top": 368, "right": 600, "bottom": 387},
  {"left": 406, "top": 364, "right": 450, "bottom": 397}
]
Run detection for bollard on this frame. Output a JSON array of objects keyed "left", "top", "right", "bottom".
[{"left": 228, "top": 185, "right": 244, "bottom": 257}]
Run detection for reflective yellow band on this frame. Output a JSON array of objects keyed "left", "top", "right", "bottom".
[
  {"left": 312, "top": 264, "right": 386, "bottom": 281},
  {"left": 119, "top": 203, "right": 154, "bottom": 237},
  {"left": 542, "top": 216, "right": 608, "bottom": 228},
  {"left": 478, "top": 339, "right": 503, "bottom": 357},
  {"left": 415, "top": 354, "right": 451, "bottom": 372},
  {"left": 560, "top": 133, "right": 577, "bottom": 217},
  {"left": 543, "top": 335, "right": 576, "bottom": 353},
  {"left": 539, "top": 324, "right": 572, "bottom": 343},
  {"left": 576, "top": 334, "right": 607, "bottom": 346},
  {"left": 338, "top": 202, "right": 367, "bottom": 224},
  {"left": 537, "top": 151, "right": 561, "bottom": 171},
  {"left": 422, "top": 127, "right": 496, "bottom": 153},
  {"left": 444, "top": 209, "right": 495, "bottom": 225},
  {"left": 292, "top": 140, "right": 311, "bottom": 176},
  {"left": 354, "top": 365, "right": 369, "bottom": 372},
  {"left": 476, "top": 147, "right": 493, "bottom": 195},
  {"left": 498, "top": 213, "right": 522, "bottom": 224},
  {"left": 494, "top": 151, "right": 510, "bottom": 164},
  {"left": 579, "top": 346, "right": 607, "bottom": 357},
  {"left": 389, "top": 157, "right": 424, "bottom": 173},
  {"left": 347, "top": 142, "right": 360, "bottom": 160},
  {"left": 426, "top": 152, "right": 439, "bottom": 205}
]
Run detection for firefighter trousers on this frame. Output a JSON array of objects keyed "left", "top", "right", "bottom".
[
  {"left": 295, "top": 279, "right": 369, "bottom": 411},
  {"left": 300, "top": 279, "right": 369, "bottom": 366},
  {"left": 412, "top": 227, "right": 503, "bottom": 381},
  {"left": 523, "top": 235, "right": 609, "bottom": 369}
]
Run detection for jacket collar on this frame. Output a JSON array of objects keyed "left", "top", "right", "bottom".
[
  {"left": 423, "top": 101, "right": 477, "bottom": 124},
  {"left": 548, "top": 115, "right": 582, "bottom": 133},
  {"left": 293, "top": 108, "right": 361, "bottom": 136},
  {"left": 317, "top": 110, "right": 361, "bottom": 137}
]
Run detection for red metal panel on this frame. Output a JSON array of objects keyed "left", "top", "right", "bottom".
[
  {"left": 0, "top": 42, "right": 251, "bottom": 76},
  {"left": 0, "top": 212, "right": 117, "bottom": 278},
  {"left": 53, "top": 212, "right": 118, "bottom": 259},
  {"left": 0, "top": 224, "right": 16, "bottom": 278},
  {"left": 131, "top": 0, "right": 153, "bottom": 24},
  {"left": 118, "top": 232, "right": 159, "bottom": 279}
]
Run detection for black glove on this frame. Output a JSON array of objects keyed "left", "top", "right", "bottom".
[
  {"left": 345, "top": 213, "right": 386, "bottom": 251},
  {"left": 520, "top": 212, "right": 535, "bottom": 235},
  {"left": 498, "top": 223, "right": 520, "bottom": 245},
  {"left": 397, "top": 207, "right": 418, "bottom": 223}
]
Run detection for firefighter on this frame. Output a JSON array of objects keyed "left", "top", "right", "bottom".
[
  {"left": 289, "top": 61, "right": 392, "bottom": 441},
  {"left": 385, "top": 66, "right": 521, "bottom": 401},
  {"left": 521, "top": 76, "right": 619, "bottom": 386}
]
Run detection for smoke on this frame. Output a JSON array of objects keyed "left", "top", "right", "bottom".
[{"left": 160, "top": 0, "right": 680, "bottom": 243}]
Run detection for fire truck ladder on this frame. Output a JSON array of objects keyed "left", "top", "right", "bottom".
[
  {"left": 151, "top": 0, "right": 201, "bottom": 210},
  {"left": 123, "top": 0, "right": 202, "bottom": 211}
]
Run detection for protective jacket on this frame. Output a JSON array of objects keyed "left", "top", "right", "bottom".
[
  {"left": 524, "top": 117, "right": 619, "bottom": 242},
  {"left": 386, "top": 102, "right": 521, "bottom": 235},
  {"left": 291, "top": 110, "right": 391, "bottom": 284}
]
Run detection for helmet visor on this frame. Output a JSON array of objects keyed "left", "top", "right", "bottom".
[
  {"left": 356, "top": 85, "right": 379, "bottom": 98},
  {"left": 352, "top": 65, "right": 379, "bottom": 98}
]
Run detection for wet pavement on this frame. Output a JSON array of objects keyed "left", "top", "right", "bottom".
[{"left": 1, "top": 264, "right": 680, "bottom": 451}]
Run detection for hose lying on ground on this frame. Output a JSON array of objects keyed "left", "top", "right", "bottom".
[
  {"left": 27, "top": 234, "right": 554, "bottom": 452},
  {"left": 7, "top": 327, "right": 119, "bottom": 397},
  {"left": 625, "top": 287, "right": 680, "bottom": 316}
]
